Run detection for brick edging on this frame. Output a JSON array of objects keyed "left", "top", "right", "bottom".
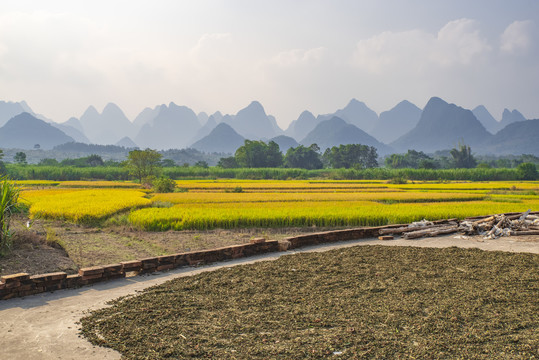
[{"left": 0, "top": 214, "right": 522, "bottom": 301}]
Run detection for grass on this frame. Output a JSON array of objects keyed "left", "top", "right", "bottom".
[{"left": 80, "top": 245, "right": 539, "bottom": 359}]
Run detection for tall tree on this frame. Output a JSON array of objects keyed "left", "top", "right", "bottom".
[
  {"left": 126, "top": 149, "right": 162, "bottom": 183},
  {"left": 324, "top": 144, "right": 378, "bottom": 169},
  {"left": 284, "top": 144, "right": 323, "bottom": 169},
  {"left": 450, "top": 143, "right": 476, "bottom": 168},
  {"left": 14, "top": 152, "right": 27, "bottom": 165},
  {"left": 234, "top": 140, "right": 283, "bottom": 168}
]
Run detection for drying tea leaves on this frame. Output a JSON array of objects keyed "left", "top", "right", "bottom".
[{"left": 80, "top": 246, "right": 538, "bottom": 359}]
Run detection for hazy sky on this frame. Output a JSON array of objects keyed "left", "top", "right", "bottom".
[{"left": 1, "top": 0, "right": 538, "bottom": 128}]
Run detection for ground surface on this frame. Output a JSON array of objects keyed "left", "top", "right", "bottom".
[
  {"left": 1, "top": 215, "right": 322, "bottom": 275},
  {"left": 0, "top": 234, "right": 537, "bottom": 360},
  {"left": 80, "top": 245, "right": 538, "bottom": 359}
]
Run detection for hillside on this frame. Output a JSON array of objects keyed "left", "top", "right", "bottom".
[
  {"left": 370, "top": 100, "right": 422, "bottom": 143},
  {"left": 135, "top": 103, "right": 201, "bottom": 150},
  {"left": 482, "top": 119, "right": 539, "bottom": 155},
  {"left": 300, "top": 116, "right": 391, "bottom": 154},
  {"left": 0, "top": 113, "right": 74, "bottom": 150},
  {"left": 269, "top": 135, "right": 299, "bottom": 152},
  {"left": 391, "top": 97, "right": 491, "bottom": 153},
  {"left": 191, "top": 123, "right": 245, "bottom": 154}
]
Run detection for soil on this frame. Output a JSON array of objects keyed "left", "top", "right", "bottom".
[
  {"left": 80, "top": 245, "right": 539, "bottom": 359},
  {"left": 1, "top": 235, "right": 538, "bottom": 360},
  {"left": 2, "top": 214, "right": 538, "bottom": 277},
  {"left": 0, "top": 214, "right": 329, "bottom": 276}
]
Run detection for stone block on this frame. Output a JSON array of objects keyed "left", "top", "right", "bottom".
[
  {"left": 120, "top": 260, "right": 142, "bottom": 272},
  {"left": 79, "top": 266, "right": 104, "bottom": 276},
  {"left": 249, "top": 237, "right": 266, "bottom": 244},
  {"left": 1, "top": 273, "right": 30, "bottom": 283}
]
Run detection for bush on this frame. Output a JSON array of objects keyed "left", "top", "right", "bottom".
[
  {"left": 152, "top": 177, "right": 176, "bottom": 193},
  {"left": 225, "top": 186, "right": 244, "bottom": 193},
  {"left": 517, "top": 162, "right": 538, "bottom": 180},
  {"left": 0, "top": 176, "right": 20, "bottom": 256}
]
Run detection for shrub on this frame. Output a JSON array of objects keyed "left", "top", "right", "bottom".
[
  {"left": 152, "top": 177, "right": 177, "bottom": 193},
  {"left": 0, "top": 177, "right": 21, "bottom": 256},
  {"left": 517, "top": 162, "right": 538, "bottom": 180}
]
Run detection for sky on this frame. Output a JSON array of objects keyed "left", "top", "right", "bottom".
[{"left": 1, "top": 0, "right": 538, "bottom": 129}]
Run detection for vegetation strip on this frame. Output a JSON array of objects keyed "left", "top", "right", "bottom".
[{"left": 80, "top": 245, "right": 539, "bottom": 359}]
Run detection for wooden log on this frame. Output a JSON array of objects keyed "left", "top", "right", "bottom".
[
  {"left": 379, "top": 222, "right": 458, "bottom": 235},
  {"left": 403, "top": 226, "right": 459, "bottom": 240},
  {"left": 519, "top": 209, "right": 532, "bottom": 221},
  {"left": 472, "top": 216, "right": 495, "bottom": 225},
  {"left": 512, "top": 230, "right": 539, "bottom": 236},
  {"left": 486, "top": 216, "right": 507, "bottom": 237}
]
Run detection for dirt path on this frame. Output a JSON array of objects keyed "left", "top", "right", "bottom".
[{"left": 1, "top": 235, "right": 537, "bottom": 360}]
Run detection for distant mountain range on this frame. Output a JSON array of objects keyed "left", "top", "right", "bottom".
[{"left": 0, "top": 97, "right": 537, "bottom": 156}]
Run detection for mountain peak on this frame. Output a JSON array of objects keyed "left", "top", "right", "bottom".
[
  {"left": 0, "top": 112, "right": 74, "bottom": 149},
  {"left": 391, "top": 96, "right": 491, "bottom": 152},
  {"left": 103, "top": 102, "right": 122, "bottom": 113},
  {"left": 243, "top": 100, "right": 266, "bottom": 115},
  {"left": 82, "top": 105, "right": 99, "bottom": 117},
  {"left": 191, "top": 122, "right": 245, "bottom": 154},
  {"left": 300, "top": 116, "right": 390, "bottom": 154}
]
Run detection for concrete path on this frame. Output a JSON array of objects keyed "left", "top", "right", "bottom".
[{"left": 1, "top": 235, "right": 537, "bottom": 360}]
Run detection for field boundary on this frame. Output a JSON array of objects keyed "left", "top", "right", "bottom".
[{"left": 0, "top": 213, "right": 531, "bottom": 301}]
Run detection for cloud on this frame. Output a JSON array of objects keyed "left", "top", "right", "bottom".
[
  {"left": 352, "top": 18, "right": 491, "bottom": 73},
  {"left": 189, "top": 33, "right": 233, "bottom": 66},
  {"left": 268, "top": 47, "right": 327, "bottom": 67},
  {"left": 432, "top": 19, "right": 491, "bottom": 66},
  {"left": 500, "top": 20, "right": 534, "bottom": 54}
]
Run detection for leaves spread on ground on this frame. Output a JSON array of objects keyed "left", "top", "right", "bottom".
[{"left": 80, "top": 245, "right": 539, "bottom": 359}]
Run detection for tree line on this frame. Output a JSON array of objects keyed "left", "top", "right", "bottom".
[{"left": 217, "top": 140, "right": 379, "bottom": 170}]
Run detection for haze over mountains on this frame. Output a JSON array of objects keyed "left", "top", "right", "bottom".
[{"left": 0, "top": 97, "right": 537, "bottom": 156}]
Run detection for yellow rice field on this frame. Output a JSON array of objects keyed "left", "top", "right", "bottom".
[
  {"left": 19, "top": 180, "right": 539, "bottom": 229},
  {"left": 23, "top": 188, "right": 151, "bottom": 223}
]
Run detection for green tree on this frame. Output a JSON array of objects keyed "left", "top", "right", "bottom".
[
  {"left": 126, "top": 149, "right": 162, "bottom": 183},
  {"left": 14, "top": 152, "right": 27, "bottom": 165},
  {"left": 284, "top": 144, "right": 323, "bottom": 169},
  {"left": 516, "top": 162, "right": 538, "bottom": 180},
  {"left": 0, "top": 176, "right": 20, "bottom": 256},
  {"left": 39, "top": 158, "right": 59, "bottom": 166},
  {"left": 194, "top": 160, "right": 209, "bottom": 168},
  {"left": 161, "top": 159, "right": 176, "bottom": 167},
  {"left": 324, "top": 144, "right": 378, "bottom": 169},
  {"left": 385, "top": 150, "right": 433, "bottom": 169},
  {"left": 217, "top": 156, "right": 238, "bottom": 168},
  {"left": 235, "top": 140, "right": 283, "bottom": 168},
  {"left": 86, "top": 154, "right": 104, "bottom": 167},
  {"left": 152, "top": 176, "right": 177, "bottom": 193},
  {"left": 450, "top": 143, "right": 476, "bottom": 168}
]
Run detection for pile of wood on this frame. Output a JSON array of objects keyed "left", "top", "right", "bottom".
[
  {"left": 459, "top": 210, "right": 539, "bottom": 239},
  {"left": 379, "top": 219, "right": 460, "bottom": 240},
  {"left": 378, "top": 210, "right": 539, "bottom": 240}
]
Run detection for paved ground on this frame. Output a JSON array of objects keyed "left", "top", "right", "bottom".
[{"left": 1, "top": 235, "right": 538, "bottom": 360}]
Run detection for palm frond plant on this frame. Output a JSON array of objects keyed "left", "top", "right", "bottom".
[{"left": 0, "top": 176, "right": 21, "bottom": 256}]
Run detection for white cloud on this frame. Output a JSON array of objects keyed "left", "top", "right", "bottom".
[
  {"left": 189, "top": 33, "right": 232, "bottom": 65},
  {"left": 352, "top": 18, "right": 491, "bottom": 73},
  {"left": 432, "top": 19, "right": 491, "bottom": 66},
  {"left": 269, "top": 47, "right": 327, "bottom": 67},
  {"left": 500, "top": 20, "right": 533, "bottom": 54}
]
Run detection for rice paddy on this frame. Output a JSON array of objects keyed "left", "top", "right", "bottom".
[{"left": 18, "top": 180, "right": 539, "bottom": 229}]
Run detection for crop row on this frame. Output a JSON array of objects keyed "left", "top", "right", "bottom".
[
  {"left": 24, "top": 189, "right": 151, "bottom": 223},
  {"left": 129, "top": 199, "right": 539, "bottom": 231},
  {"left": 151, "top": 191, "right": 486, "bottom": 204}
]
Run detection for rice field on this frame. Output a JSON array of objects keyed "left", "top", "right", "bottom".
[
  {"left": 19, "top": 180, "right": 539, "bottom": 229},
  {"left": 22, "top": 188, "right": 151, "bottom": 223}
]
